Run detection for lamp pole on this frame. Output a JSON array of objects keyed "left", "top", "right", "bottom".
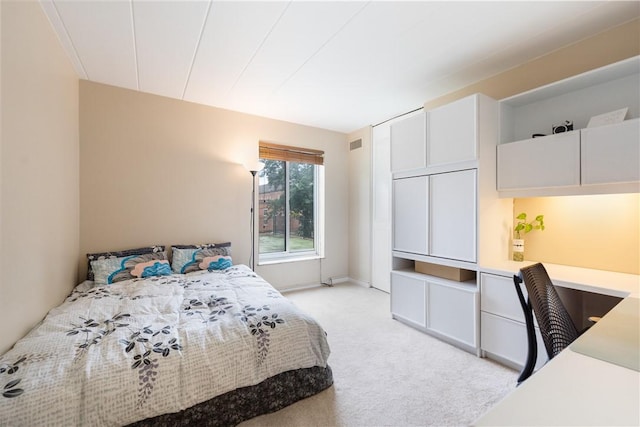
[{"left": 250, "top": 169, "right": 258, "bottom": 271}]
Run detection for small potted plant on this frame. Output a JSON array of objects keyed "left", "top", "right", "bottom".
[{"left": 513, "top": 213, "right": 545, "bottom": 261}]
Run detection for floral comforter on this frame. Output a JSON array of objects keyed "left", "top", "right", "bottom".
[{"left": 0, "top": 265, "right": 330, "bottom": 426}]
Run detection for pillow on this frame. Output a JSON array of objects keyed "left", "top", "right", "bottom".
[
  {"left": 131, "top": 259, "right": 172, "bottom": 278},
  {"left": 86, "top": 245, "right": 165, "bottom": 281},
  {"left": 199, "top": 255, "right": 233, "bottom": 271},
  {"left": 91, "top": 251, "right": 170, "bottom": 286},
  {"left": 171, "top": 242, "right": 232, "bottom": 274}
]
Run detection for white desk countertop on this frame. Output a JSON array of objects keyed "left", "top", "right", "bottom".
[
  {"left": 475, "top": 291, "right": 640, "bottom": 426},
  {"left": 480, "top": 260, "right": 640, "bottom": 297},
  {"left": 475, "top": 341, "right": 640, "bottom": 426}
]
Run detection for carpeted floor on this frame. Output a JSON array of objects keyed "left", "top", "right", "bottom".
[{"left": 239, "top": 282, "right": 517, "bottom": 427}]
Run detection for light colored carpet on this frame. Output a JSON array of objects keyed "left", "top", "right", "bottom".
[{"left": 239, "top": 282, "right": 517, "bottom": 427}]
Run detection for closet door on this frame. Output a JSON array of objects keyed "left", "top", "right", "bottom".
[
  {"left": 371, "top": 123, "right": 392, "bottom": 293},
  {"left": 429, "top": 169, "right": 477, "bottom": 262},
  {"left": 392, "top": 175, "right": 429, "bottom": 255}
]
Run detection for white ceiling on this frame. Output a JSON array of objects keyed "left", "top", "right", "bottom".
[{"left": 40, "top": 1, "right": 640, "bottom": 134}]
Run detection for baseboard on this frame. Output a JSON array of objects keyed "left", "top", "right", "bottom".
[
  {"left": 346, "top": 277, "right": 371, "bottom": 288},
  {"left": 279, "top": 282, "right": 323, "bottom": 293},
  {"left": 279, "top": 276, "right": 370, "bottom": 293}
]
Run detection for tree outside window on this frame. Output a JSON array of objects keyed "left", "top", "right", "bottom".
[{"left": 258, "top": 160, "right": 316, "bottom": 256}]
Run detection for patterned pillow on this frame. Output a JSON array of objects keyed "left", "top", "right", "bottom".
[
  {"left": 171, "top": 242, "right": 232, "bottom": 274},
  {"left": 91, "top": 252, "right": 170, "bottom": 286},
  {"left": 86, "top": 246, "right": 166, "bottom": 281}
]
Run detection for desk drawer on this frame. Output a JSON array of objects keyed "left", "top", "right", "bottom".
[
  {"left": 481, "top": 272, "right": 537, "bottom": 325},
  {"left": 481, "top": 311, "right": 547, "bottom": 370}
]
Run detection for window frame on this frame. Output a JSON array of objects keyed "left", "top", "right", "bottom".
[{"left": 258, "top": 160, "right": 324, "bottom": 265}]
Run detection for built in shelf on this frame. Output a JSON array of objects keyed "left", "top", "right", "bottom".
[{"left": 499, "top": 56, "right": 640, "bottom": 144}]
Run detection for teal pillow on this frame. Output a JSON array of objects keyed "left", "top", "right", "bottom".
[
  {"left": 91, "top": 252, "right": 169, "bottom": 285},
  {"left": 171, "top": 243, "right": 232, "bottom": 274}
]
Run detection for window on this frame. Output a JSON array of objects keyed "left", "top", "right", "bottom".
[{"left": 258, "top": 142, "right": 324, "bottom": 262}]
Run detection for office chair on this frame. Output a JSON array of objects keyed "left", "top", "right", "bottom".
[{"left": 513, "top": 262, "right": 588, "bottom": 384}]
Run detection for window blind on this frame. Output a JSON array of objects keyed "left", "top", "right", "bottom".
[{"left": 259, "top": 141, "right": 324, "bottom": 165}]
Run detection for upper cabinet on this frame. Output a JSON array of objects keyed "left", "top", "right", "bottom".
[
  {"left": 390, "top": 110, "right": 426, "bottom": 173},
  {"left": 497, "top": 56, "right": 640, "bottom": 197},
  {"left": 497, "top": 131, "right": 580, "bottom": 190},
  {"left": 427, "top": 95, "right": 478, "bottom": 167},
  {"left": 581, "top": 119, "right": 640, "bottom": 186}
]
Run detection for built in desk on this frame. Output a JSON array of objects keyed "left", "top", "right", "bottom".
[{"left": 475, "top": 262, "right": 640, "bottom": 426}]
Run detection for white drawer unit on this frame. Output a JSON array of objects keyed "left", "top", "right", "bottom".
[
  {"left": 480, "top": 272, "right": 548, "bottom": 370},
  {"left": 481, "top": 312, "right": 547, "bottom": 370}
]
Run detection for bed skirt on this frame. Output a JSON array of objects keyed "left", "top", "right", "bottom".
[{"left": 129, "top": 365, "right": 333, "bottom": 427}]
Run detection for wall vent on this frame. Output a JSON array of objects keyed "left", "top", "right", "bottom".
[{"left": 349, "top": 139, "right": 362, "bottom": 151}]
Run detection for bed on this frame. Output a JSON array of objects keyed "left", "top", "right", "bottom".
[{"left": 0, "top": 246, "right": 332, "bottom": 426}]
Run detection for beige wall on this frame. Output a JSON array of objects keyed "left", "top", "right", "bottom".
[
  {"left": 423, "top": 19, "right": 640, "bottom": 274},
  {"left": 0, "top": 1, "right": 80, "bottom": 354},
  {"left": 424, "top": 19, "right": 640, "bottom": 111},
  {"left": 79, "top": 81, "right": 348, "bottom": 289},
  {"left": 347, "top": 127, "right": 372, "bottom": 285},
  {"left": 514, "top": 195, "right": 639, "bottom": 274}
]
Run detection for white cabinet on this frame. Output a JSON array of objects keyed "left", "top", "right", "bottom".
[
  {"left": 497, "top": 131, "right": 580, "bottom": 190},
  {"left": 390, "top": 272, "right": 427, "bottom": 328},
  {"left": 390, "top": 111, "right": 426, "bottom": 173},
  {"left": 428, "top": 278, "right": 478, "bottom": 348},
  {"left": 430, "top": 169, "right": 477, "bottom": 262},
  {"left": 392, "top": 176, "right": 429, "bottom": 255},
  {"left": 391, "top": 270, "right": 478, "bottom": 352},
  {"left": 393, "top": 170, "right": 476, "bottom": 263},
  {"left": 481, "top": 312, "right": 547, "bottom": 371},
  {"left": 480, "top": 273, "right": 548, "bottom": 370},
  {"left": 498, "top": 56, "right": 640, "bottom": 196},
  {"left": 427, "top": 95, "right": 478, "bottom": 167},
  {"left": 581, "top": 118, "right": 640, "bottom": 185},
  {"left": 498, "top": 120, "right": 640, "bottom": 193}
]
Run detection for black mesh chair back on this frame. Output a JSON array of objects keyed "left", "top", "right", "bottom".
[{"left": 520, "top": 263, "right": 579, "bottom": 359}]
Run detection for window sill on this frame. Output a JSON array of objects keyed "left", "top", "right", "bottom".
[{"left": 258, "top": 254, "right": 323, "bottom": 266}]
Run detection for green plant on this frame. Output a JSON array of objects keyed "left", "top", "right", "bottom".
[{"left": 514, "top": 213, "right": 545, "bottom": 239}]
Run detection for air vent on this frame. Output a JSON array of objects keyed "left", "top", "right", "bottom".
[{"left": 350, "top": 139, "right": 362, "bottom": 151}]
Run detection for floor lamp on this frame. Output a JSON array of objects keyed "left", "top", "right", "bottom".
[{"left": 248, "top": 161, "right": 264, "bottom": 271}]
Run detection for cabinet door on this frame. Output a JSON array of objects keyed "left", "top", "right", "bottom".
[
  {"left": 391, "top": 272, "right": 427, "bottom": 328},
  {"left": 497, "top": 131, "right": 580, "bottom": 190},
  {"left": 581, "top": 119, "right": 640, "bottom": 185},
  {"left": 390, "top": 111, "right": 426, "bottom": 173},
  {"left": 427, "top": 95, "right": 477, "bottom": 167},
  {"left": 429, "top": 169, "right": 476, "bottom": 262},
  {"left": 427, "top": 279, "right": 478, "bottom": 348},
  {"left": 392, "top": 176, "right": 428, "bottom": 255}
]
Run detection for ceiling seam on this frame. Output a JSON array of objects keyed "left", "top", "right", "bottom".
[
  {"left": 129, "top": 0, "right": 140, "bottom": 91},
  {"left": 181, "top": 0, "right": 213, "bottom": 100},
  {"left": 271, "top": 1, "right": 371, "bottom": 97},
  {"left": 227, "top": 1, "right": 293, "bottom": 96},
  {"left": 49, "top": 0, "right": 89, "bottom": 80}
]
